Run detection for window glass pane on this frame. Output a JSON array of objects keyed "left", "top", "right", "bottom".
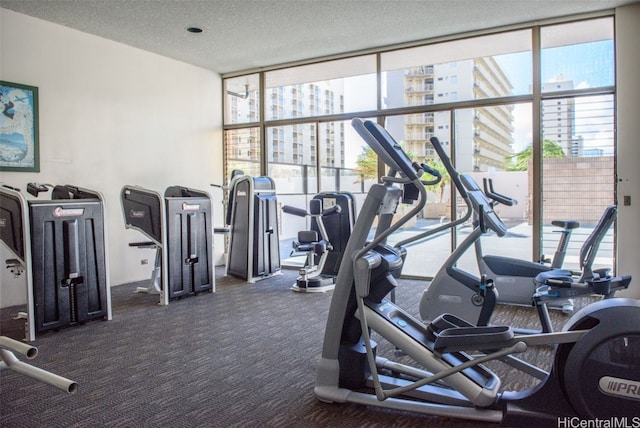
[
  {"left": 266, "top": 124, "right": 318, "bottom": 195},
  {"left": 224, "top": 74, "right": 260, "bottom": 124},
  {"left": 541, "top": 95, "right": 615, "bottom": 271},
  {"left": 267, "top": 123, "right": 318, "bottom": 268},
  {"left": 224, "top": 128, "right": 261, "bottom": 178},
  {"left": 382, "top": 114, "right": 453, "bottom": 278},
  {"left": 455, "top": 104, "right": 533, "bottom": 274},
  {"left": 319, "top": 120, "right": 376, "bottom": 194},
  {"left": 541, "top": 18, "right": 614, "bottom": 93},
  {"left": 221, "top": 16, "right": 617, "bottom": 282},
  {"left": 279, "top": 192, "right": 314, "bottom": 268},
  {"left": 381, "top": 30, "right": 531, "bottom": 108},
  {"left": 264, "top": 56, "right": 377, "bottom": 120}
]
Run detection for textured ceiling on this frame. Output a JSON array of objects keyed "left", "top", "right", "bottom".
[{"left": 1, "top": 0, "right": 636, "bottom": 74}]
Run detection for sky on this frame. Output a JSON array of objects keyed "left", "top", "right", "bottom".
[{"left": 498, "top": 41, "right": 614, "bottom": 154}]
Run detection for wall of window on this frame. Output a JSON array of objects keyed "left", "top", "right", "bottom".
[
  {"left": 224, "top": 127, "right": 261, "bottom": 179},
  {"left": 380, "top": 29, "right": 532, "bottom": 109},
  {"left": 538, "top": 18, "right": 616, "bottom": 268},
  {"left": 223, "top": 14, "right": 616, "bottom": 276},
  {"left": 264, "top": 55, "right": 377, "bottom": 120}
]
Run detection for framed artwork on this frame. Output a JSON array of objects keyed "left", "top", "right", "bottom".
[{"left": 0, "top": 81, "right": 39, "bottom": 172}]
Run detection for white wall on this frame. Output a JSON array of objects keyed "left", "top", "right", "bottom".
[
  {"left": 0, "top": 9, "right": 224, "bottom": 307},
  {"left": 615, "top": 4, "right": 640, "bottom": 299}
]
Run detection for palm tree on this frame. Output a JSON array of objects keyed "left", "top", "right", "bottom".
[
  {"left": 505, "top": 139, "right": 565, "bottom": 171},
  {"left": 355, "top": 146, "right": 451, "bottom": 202},
  {"left": 354, "top": 145, "right": 378, "bottom": 180},
  {"left": 421, "top": 158, "right": 450, "bottom": 203}
]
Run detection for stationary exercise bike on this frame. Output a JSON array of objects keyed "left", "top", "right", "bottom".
[
  {"left": 475, "top": 177, "right": 617, "bottom": 314},
  {"left": 315, "top": 118, "right": 639, "bottom": 425},
  {"left": 418, "top": 137, "right": 629, "bottom": 332},
  {"left": 482, "top": 177, "right": 578, "bottom": 270}
]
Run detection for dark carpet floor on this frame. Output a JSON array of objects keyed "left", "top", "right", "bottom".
[{"left": 0, "top": 267, "right": 584, "bottom": 427}]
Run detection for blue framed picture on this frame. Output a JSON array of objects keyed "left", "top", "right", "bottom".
[{"left": 0, "top": 81, "right": 39, "bottom": 172}]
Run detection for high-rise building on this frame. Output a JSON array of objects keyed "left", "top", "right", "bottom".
[
  {"left": 225, "top": 81, "right": 346, "bottom": 177},
  {"left": 266, "top": 83, "right": 345, "bottom": 169},
  {"left": 392, "top": 57, "right": 515, "bottom": 172},
  {"left": 541, "top": 76, "right": 580, "bottom": 157}
]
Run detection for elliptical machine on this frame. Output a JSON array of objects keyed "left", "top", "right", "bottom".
[
  {"left": 315, "top": 118, "right": 639, "bottom": 425},
  {"left": 419, "top": 137, "right": 629, "bottom": 332}
]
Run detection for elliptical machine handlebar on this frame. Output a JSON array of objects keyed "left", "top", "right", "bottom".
[
  {"left": 394, "top": 137, "right": 473, "bottom": 249},
  {"left": 482, "top": 178, "right": 517, "bottom": 207},
  {"left": 351, "top": 118, "right": 427, "bottom": 254},
  {"left": 459, "top": 175, "right": 509, "bottom": 237},
  {"left": 353, "top": 118, "right": 424, "bottom": 182},
  {"left": 429, "top": 137, "right": 467, "bottom": 200},
  {"left": 419, "top": 163, "right": 442, "bottom": 186},
  {"left": 428, "top": 137, "right": 506, "bottom": 237}
]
